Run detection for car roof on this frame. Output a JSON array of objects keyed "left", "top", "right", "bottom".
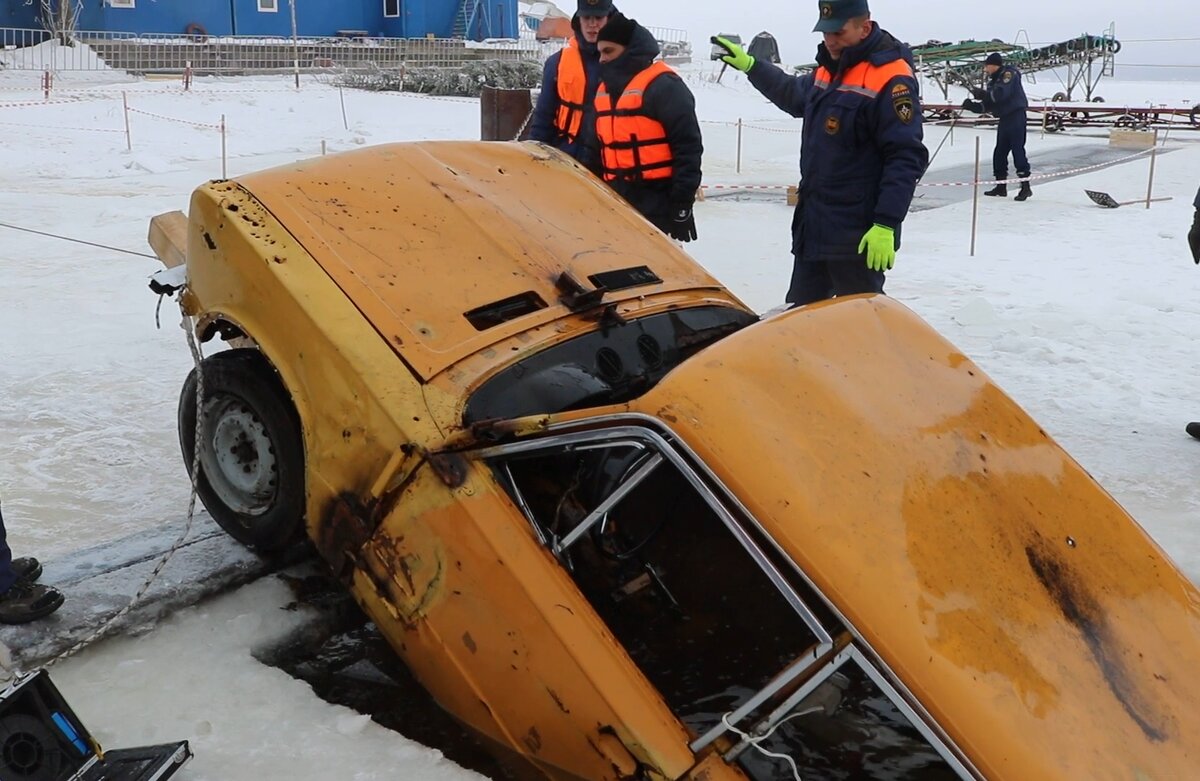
[
  {"left": 234, "top": 141, "right": 731, "bottom": 381},
  {"left": 630, "top": 295, "right": 1200, "bottom": 778}
]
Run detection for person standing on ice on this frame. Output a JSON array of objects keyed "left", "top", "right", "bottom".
[
  {"left": 593, "top": 13, "right": 702, "bottom": 243},
  {"left": 1190, "top": 185, "right": 1200, "bottom": 264},
  {"left": 528, "top": 0, "right": 618, "bottom": 174},
  {"left": 0, "top": 498, "right": 64, "bottom": 623},
  {"left": 711, "top": 0, "right": 928, "bottom": 305},
  {"left": 961, "top": 52, "right": 1032, "bottom": 201},
  {"left": 1185, "top": 186, "right": 1200, "bottom": 439}
]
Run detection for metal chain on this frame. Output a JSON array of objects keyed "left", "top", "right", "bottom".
[
  {"left": 511, "top": 106, "right": 534, "bottom": 142},
  {"left": 40, "top": 297, "right": 206, "bottom": 670}
]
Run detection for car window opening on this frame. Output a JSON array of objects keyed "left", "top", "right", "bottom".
[
  {"left": 463, "top": 306, "right": 759, "bottom": 424},
  {"left": 491, "top": 438, "right": 970, "bottom": 780}
]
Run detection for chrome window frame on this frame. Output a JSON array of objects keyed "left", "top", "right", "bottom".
[{"left": 472, "top": 412, "right": 982, "bottom": 780}]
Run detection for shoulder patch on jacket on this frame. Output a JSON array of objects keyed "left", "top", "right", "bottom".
[
  {"left": 1003, "top": 70, "right": 1013, "bottom": 83},
  {"left": 893, "top": 94, "right": 914, "bottom": 124}
]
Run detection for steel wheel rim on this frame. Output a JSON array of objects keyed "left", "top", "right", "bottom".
[{"left": 199, "top": 394, "right": 279, "bottom": 517}]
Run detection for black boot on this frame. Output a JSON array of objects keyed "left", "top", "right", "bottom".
[
  {"left": 984, "top": 184, "right": 1007, "bottom": 197},
  {"left": 0, "top": 581, "right": 64, "bottom": 624},
  {"left": 1015, "top": 181, "right": 1032, "bottom": 201},
  {"left": 1187, "top": 421, "right": 1200, "bottom": 440},
  {"left": 11, "top": 557, "right": 41, "bottom": 584}
]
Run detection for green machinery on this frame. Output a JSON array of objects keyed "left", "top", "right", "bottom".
[{"left": 914, "top": 24, "right": 1119, "bottom": 101}]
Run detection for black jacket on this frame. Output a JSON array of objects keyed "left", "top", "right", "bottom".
[
  {"left": 596, "top": 25, "right": 703, "bottom": 229},
  {"left": 529, "top": 15, "right": 604, "bottom": 171},
  {"left": 982, "top": 64, "right": 1028, "bottom": 119}
]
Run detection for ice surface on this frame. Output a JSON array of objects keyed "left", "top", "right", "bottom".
[{"left": 0, "top": 56, "right": 1197, "bottom": 779}]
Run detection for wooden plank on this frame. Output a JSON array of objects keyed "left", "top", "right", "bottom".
[{"left": 147, "top": 210, "right": 188, "bottom": 268}]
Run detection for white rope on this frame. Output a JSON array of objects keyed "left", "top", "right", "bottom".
[
  {"left": 720, "top": 708, "right": 822, "bottom": 781},
  {"left": 41, "top": 296, "right": 206, "bottom": 669}
]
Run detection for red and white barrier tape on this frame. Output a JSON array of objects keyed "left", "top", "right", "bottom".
[
  {"left": 0, "top": 97, "right": 88, "bottom": 109},
  {"left": 700, "top": 184, "right": 792, "bottom": 191},
  {"left": 918, "top": 145, "right": 1157, "bottom": 188},
  {"left": 0, "top": 119, "right": 123, "bottom": 133},
  {"left": 127, "top": 106, "right": 222, "bottom": 129}
]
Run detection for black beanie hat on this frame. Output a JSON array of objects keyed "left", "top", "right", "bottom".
[
  {"left": 597, "top": 13, "right": 637, "bottom": 47},
  {"left": 985, "top": 52, "right": 1003, "bottom": 66}
]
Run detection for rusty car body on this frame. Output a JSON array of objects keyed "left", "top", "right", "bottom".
[{"left": 148, "top": 141, "right": 1200, "bottom": 780}]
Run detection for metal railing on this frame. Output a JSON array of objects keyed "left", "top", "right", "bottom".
[{"left": 0, "top": 27, "right": 542, "bottom": 74}]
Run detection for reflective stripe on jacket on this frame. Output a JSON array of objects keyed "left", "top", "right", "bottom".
[
  {"left": 746, "top": 25, "right": 929, "bottom": 263},
  {"left": 813, "top": 59, "right": 913, "bottom": 99},
  {"left": 595, "top": 61, "right": 675, "bottom": 183},
  {"left": 553, "top": 38, "right": 587, "bottom": 143}
]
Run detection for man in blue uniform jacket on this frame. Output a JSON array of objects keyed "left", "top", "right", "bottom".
[
  {"left": 963, "top": 52, "right": 1032, "bottom": 201},
  {"left": 713, "top": 0, "right": 928, "bottom": 306}
]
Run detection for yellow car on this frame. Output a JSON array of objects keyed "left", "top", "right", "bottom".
[{"left": 149, "top": 141, "right": 1200, "bottom": 780}]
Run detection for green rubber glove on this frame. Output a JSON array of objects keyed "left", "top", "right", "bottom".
[
  {"left": 858, "top": 224, "right": 896, "bottom": 272},
  {"left": 711, "top": 36, "right": 755, "bottom": 73}
]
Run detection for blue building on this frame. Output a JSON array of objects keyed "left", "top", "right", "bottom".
[{"left": 0, "top": 0, "right": 518, "bottom": 41}]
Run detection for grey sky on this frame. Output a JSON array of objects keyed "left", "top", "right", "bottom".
[{"left": 616, "top": 0, "right": 1200, "bottom": 71}]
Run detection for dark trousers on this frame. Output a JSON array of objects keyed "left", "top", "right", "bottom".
[
  {"left": 0, "top": 500, "right": 14, "bottom": 593},
  {"left": 994, "top": 115, "right": 1030, "bottom": 181},
  {"left": 786, "top": 260, "right": 885, "bottom": 306}
]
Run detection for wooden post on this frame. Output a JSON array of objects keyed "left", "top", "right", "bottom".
[
  {"left": 321, "top": 139, "right": 327, "bottom": 156},
  {"left": 970, "top": 137, "right": 981, "bottom": 257},
  {"left": 220, "top": 114, "right": 227, "bottom": 178},
  {"left": 122, "top": 91, "right": 132, "bottom": 151},
  {"left": 735, "top": 118, "right": 743, "bottom": 175}
]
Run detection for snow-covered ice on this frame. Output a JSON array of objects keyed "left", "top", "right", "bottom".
[{"left": 0, "top": 49, "right": 1198, "bottom": 779}]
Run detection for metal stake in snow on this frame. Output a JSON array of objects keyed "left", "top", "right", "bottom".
[
  {"left": 220, "top": 114, "right": 227, "bottom": 178},
  {"left": 1145, "top": 129, "right": 1159, "bottom": 210},
  {"left": 289, "top": 0, "right": 301, "bottom": 90},
  {"left": 122, "top": 91, "right": 132, "bottom": 151},
  {"left": 970, "top": 137, "right": 981, "bottom": 257},
  {"left": 339, "top": 86, "right": 349, "bottom": 130},
  {"left": 736, "top": 118, "right": 743, "bottom": 174}
]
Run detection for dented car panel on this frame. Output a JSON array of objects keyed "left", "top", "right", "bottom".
[
  {"left": 235, "top": 141, "right": 733, "bottom": 381},
  {"left": 621, "top": 295, "right": 1200, "bottom": 780},
  {"left": 154, "top": 140, "right": 1200, "bottom": 781},
  {"left": 350, "top": 463, "right": 703, "bottom": 781}
]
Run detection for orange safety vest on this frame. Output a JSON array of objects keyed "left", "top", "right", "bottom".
[
  {"left": 812, "top": 58, "right": 913, "bottom": 98},
  {"left": 553, "top": 38, "right": 587, "bottom": 143},
  {"left": 594, "top": 61, "right": 675, "bottom": 183}
]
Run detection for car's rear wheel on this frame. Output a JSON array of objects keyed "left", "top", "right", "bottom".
[{"left": 179, "top": 349, "right": 304, "bottom": 552}]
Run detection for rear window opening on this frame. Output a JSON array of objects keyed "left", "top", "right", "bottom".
[{"left": 464, "top": 306, "right": 758, "bottom": 423}]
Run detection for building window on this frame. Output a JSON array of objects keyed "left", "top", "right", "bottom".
[
  {"left": 384, "top": 0, "right": 400, "bottom": 18},
  {"left": 108, "top": 0, "right": 135, "bottom": 8},
  {"left": 258, "top": 0, "right": 278, "bottom": 12}
]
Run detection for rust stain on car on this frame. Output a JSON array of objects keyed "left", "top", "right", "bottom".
[{"left": 1025, "top": 540, "right": 1170, "bottom": 743}]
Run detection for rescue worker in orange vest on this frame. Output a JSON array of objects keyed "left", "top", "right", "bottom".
[
  {"left": 713, "top": 0, "right": 928, "bottom": 305},
  {"left": 594, "top": 14, "right": 703, "bottom": 242},
  {"left": 528, "top": 0, "right": 617, "bottom": 173}
]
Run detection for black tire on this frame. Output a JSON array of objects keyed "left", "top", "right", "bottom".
[
  {"left": 1092, "top": 96, "right": 1105, "bottom": 103},
  {"left": 179, "top": 349, "right": 305, "bottom": 552},
  {"left": 1052, "top": 91, "right": 1068, "bottom": 103}
]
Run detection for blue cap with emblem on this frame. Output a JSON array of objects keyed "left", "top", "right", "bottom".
[
  {"left": 813, "top": 0, "right": 869, "bottom": 33},
  {"left": 577, "top": 0, "right": 614, "bottom": 18}
]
